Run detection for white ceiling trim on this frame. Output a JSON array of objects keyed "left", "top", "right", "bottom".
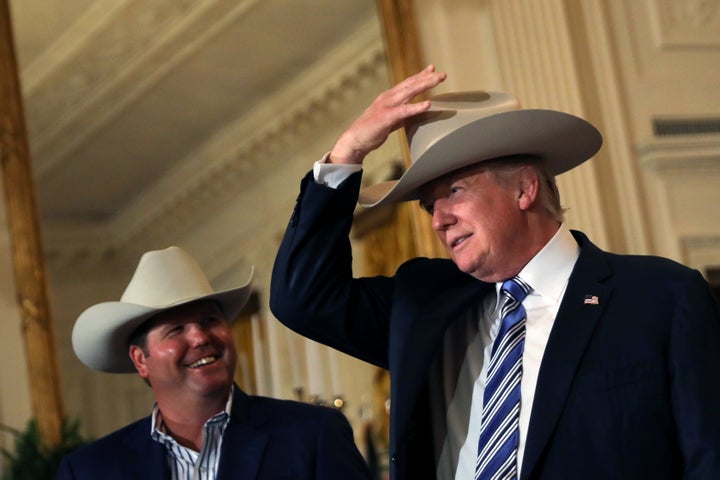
[
  {"left": 43, "top": 17, "right": 387, "bottom": 264},
  {"left": 21, "top": 0, "right": 130, "bottom": 91},
  {"left": 25, "top": 0, "right": 264, "bottom": 178}
]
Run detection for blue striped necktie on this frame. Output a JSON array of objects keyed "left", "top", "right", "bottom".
[{"left": 475, "top": 276, "right": 531, "bottom": 480}]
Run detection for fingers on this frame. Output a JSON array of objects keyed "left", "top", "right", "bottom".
[
  {"left": 329, "top": 65, "right": 446, "bottom": 165},
  {"left": 373, "top": 65, "right": 446, "bottom": 128},
  {"left": 382, "top": 65, "right": 447, "bottom": 109}
]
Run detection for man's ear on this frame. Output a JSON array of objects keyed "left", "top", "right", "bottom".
[
  {"left": 517, "top": 166, "right": 539, "bottom": 211},
  {"left": 129, "top": 345, "right": 149, "bottom": 379}
]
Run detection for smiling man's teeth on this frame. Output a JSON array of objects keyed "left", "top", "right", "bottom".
[
  {"left": 453, "top": 236, "right": 467, "bottom": 247},
  {"left": 188, "top": 356, "right": 217, "bottom": 368}
]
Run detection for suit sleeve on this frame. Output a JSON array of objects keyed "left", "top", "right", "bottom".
[
  {"left": 56, "top": 457, "right": 76, "bottom": 480},
  {"left": 270, "top": 170, "right": 394, "bottom": 368},
  {"left": 669, "top": 269, "right": 720, "bottom": 478},
  {"left": 315, "top": 408, "right": 372, "bottom": 480}
]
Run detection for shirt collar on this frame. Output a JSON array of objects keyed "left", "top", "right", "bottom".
[
  {"left": 150, "top": 386, "right": 234, "bottom": 440},
  {"left": 513, "top": 224, "right": 579, "bottom": 302}
]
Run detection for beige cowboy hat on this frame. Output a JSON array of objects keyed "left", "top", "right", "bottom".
[
  {"left": 72, "top": 246, "right": 253, "bottom": 373},
  {"left": 358, "top": 91, "right": 602, "bottom": 207}
]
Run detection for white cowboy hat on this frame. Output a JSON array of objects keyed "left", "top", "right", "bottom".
[
  {"left": 358, "top": 91, "right": 602, "bottom": 207},
  {"left": 72, "top": 246, "right": 253, "bottom": 373}
]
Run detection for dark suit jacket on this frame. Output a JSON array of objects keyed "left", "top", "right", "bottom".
[
  {"left": 57, "top": 386, "right": 371, "bottom": 479},
  {"left": 270, "top": 171, "right": 720, "bottom": 480}
]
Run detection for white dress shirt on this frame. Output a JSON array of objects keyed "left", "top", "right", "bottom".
[{"left": 442, "top": 224, "right": 579, "bottom": 479}]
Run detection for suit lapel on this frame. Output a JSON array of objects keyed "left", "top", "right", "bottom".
[
  {"left": 119, "top": 418, "right": 170, "bottom": 479},
  {"left": 216, "top": 387, "right": 269, "bottom": 480},
  {"left": 520, "top": 232, "right": 612, "bottom": 480},
  {"left": 216, "top": 426, "right": 269, "bottom": 480}
]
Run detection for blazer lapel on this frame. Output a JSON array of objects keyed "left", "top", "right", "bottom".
[
  {"left": 216, "top": 426, "right": 269, "bottom": 480},
  {"left": 216, "top": 387, "right": 269, "bottom": 480},
  {"left": 520, "top": 232, "right": 612, "bottom": 480},
  {"left": 119, "top": 418, "right": 170, "bottom": 479}
]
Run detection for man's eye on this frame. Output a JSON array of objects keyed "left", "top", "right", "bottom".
[{"left": 165, "top": 325, "right": 183, "bottom": 336}]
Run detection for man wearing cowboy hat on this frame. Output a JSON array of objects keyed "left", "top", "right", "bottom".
[
  {"left": 58, "top": 246, "right": 371, "bottom": 479},
  {"left": 270, "top": 65, "right": 720, "bottom": 480}
]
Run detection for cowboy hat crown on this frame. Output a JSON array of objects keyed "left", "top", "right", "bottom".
[{"left": 358, "top": 91, "right": 602, "bottom": 207}]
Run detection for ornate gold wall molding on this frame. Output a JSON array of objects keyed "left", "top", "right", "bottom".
[
  {"left": 375, "top": 0, "right": 446, "bottom": 260},
  {"left": 0, "top": 0, "right": 63, "bottom": 447}
]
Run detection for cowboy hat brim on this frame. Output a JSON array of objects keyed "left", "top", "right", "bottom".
[
  {"left": 72, "top": 284, "right": 252, "bottom": 373},
  {"left": 359, "top": 108, "right": 602, "bottom": 207}
]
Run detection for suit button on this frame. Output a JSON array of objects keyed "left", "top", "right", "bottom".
[{"left": 391, "top": 455, "right": 397, "bottom": 464}]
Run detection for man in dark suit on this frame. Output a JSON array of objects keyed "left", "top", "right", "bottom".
[
  {"left": 270, "top": 65, "right": 720, "bottom": 479},
  {"left": 59, "top": 246, "right": 370, "bottom": 479}
]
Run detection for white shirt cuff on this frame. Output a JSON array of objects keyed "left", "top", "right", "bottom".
[{"left": 313, "top": 152, "right": 362, "bottom": 189}]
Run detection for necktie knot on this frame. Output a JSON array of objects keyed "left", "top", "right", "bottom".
[{"left": 501, "top": 276, "right": 531, "bottom": 305}]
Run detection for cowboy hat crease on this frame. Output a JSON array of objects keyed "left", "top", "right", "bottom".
[
  {"left": 72, "top": 246, "right": 253, "bottom": 373},
  {"left": 358, "top": 91, "right": 603, "bottom": 207}
]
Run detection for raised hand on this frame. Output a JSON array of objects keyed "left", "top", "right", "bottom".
[{"left": 329, "top": 65, "right": 447, "bottom": 165}]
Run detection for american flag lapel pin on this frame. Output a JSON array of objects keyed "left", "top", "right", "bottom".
[{"left": 584, "top": 294, "right": 599, "bottom": 305}]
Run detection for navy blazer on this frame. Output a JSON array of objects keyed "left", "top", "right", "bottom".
[
  {"left": 57, "top": 386, "right": 371, "bottom": 479},
  {"left": 270, "top": 171, "right": 720, "bottom": 480}
]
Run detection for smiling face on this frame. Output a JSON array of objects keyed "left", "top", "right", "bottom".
[
  {"left": 129, "top": 300, "right": 236, "bottom": 406},
  {"left": 419, "top": 159, "right": 551, "bottom": 282}
]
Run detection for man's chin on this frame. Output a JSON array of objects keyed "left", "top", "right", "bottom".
[
  {"left": 193, "top": 383, "right": 233, "bottom": 400},
  {"left": 188, "top": 372, "right": 233, "bottom": 393},
  {"left": 453, "top": 257, "right": 476, "bottom": 276}
]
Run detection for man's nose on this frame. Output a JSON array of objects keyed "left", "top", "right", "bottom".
[
  {"left": 186, "top": 323, "right": 211, "bottom": 346},
  {"left": 431, "top": 200, "right": 454, "bottom": 231}
]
